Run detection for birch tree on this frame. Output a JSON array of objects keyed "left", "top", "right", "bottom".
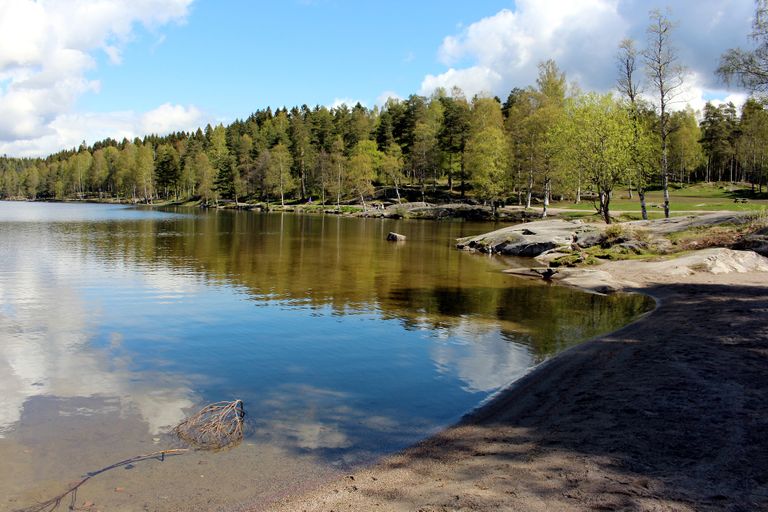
[
  {"left": 644, "top": 9, "right": 685, "bottom": 218},
  {"left": 553, "top": 93, "right": 635, "bottom": 224},
  {"left": 466, "top": 97, "right": 509, "bottom": 213},
  {"left": 266, "top": 143, "right": 295, "bottom": 207}
]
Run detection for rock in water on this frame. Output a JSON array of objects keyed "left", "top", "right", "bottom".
[
  {"left": 387, "top": 232, "right": 406, "bottom": 242},
  {"left": 456, "top": 220, "right": 600, "bottom": 257}
]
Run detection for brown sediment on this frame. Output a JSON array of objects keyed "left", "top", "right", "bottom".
[{"left": 262, "top": 251, "right": 768, "bottom": 511}]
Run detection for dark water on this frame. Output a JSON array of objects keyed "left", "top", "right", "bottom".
[{"left": 0, "top": 201, "right": 652, "bottom": 510}]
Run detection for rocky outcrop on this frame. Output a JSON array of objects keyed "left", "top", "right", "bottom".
[
  {"left": 387, "top": 232, "right": 406, "bottom": 242},
  {"left": 734, "top": 227, "right": 768, "bottom": 256},
  {"left": 624, "top": 212, "right": 751, "bottom": 235},
  {"left": 359, "top": 203, "right": 538, "bottom": 222},
  {"left": 457, "top": 219, "right": 602, "bottom": 257},
  {"left": 511, "top": 248, "right": 768, "bottom": 294},
  {"left": 637, "top": 247, "right": 768, "bottom": 275}
]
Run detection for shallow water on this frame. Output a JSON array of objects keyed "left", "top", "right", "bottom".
[{"left": 0, "top": 201, "right": 652, "bottom": 511}]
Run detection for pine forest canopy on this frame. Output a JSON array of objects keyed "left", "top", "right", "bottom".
[{"left": 1, "top": 5, "right": 767, "bottom": 224}]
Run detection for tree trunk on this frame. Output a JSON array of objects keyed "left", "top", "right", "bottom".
[
  {"left": 730, "top": 156, "right": 734, "bottom": 184},
  {"left": 525, "top": 161, "right": 533, "bottom": 209},
  {"left": 661, "top": 132, "right": 670, "bottom": 218},
  {"left": 337, "top": 162, "right": 342, "bottom": 211},
  {"left": 601, "top": 189, "right": 612, "bottom": 224},
  {"left": 300, "top": 150, "right": 307, "bottom": 201},
  {"left": 638, "top": 188, "right": 648, "bottom": 220}
]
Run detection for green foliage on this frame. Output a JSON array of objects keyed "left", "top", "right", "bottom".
[
  {"left": 155, "top": 144, "right": 180, "bottom": 197},
  {"left": 379, "top": 143, "right": 405, "bottom": 201},
  {"left": 265, "top": 143, "right": 295, "bottom": 206},
  {"left": 551, "top": 93, "right": 637, "bottom": 222},
  {"left": 347, "top": 140, "right": 379, "bottom": 204},
  {"left": 191, "top": 152, "right": 216, "bottom": 203},
  {"left": 466, "top": 97, "right": 509, "bottom": 203}
]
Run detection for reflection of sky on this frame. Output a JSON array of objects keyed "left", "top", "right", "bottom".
[
  {"left": 0, "top": 222, "right": 196, "bottom": 437},
  {"left": 0, "top": 203, "right": 603, "bottom": 462},
  {"left": 429, "top": 317, "right": 534, "bottom": 393},
  {"left": 0, "top": 200, "right": 189, "bottom": 223}
]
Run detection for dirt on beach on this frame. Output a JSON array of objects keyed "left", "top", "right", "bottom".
[{"left": 259, "top": 252, "right": 768, "bottom": 512}]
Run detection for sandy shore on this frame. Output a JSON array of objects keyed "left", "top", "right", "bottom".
[{"left": 259, "top": 251, "right": 768, "bottom": 511}]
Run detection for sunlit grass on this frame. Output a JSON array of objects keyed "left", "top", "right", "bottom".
[{"left": 551, "top": 182, "right": 768, "bottom": 213}]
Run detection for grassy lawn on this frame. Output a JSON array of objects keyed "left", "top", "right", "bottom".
[{"left": 552, "top": 183, "right": 768, "bottom": 213}]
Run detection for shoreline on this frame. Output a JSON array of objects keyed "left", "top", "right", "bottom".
[
  {"left": 258, "top": 251, "right": 768, "bottom": 511},
  {"left": 0, "top": 197, "right": 532, "bottom": 222}
]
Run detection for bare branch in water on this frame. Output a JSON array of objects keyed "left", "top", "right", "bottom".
[
  {"left": 172, "top": 399, "right": 245, "bottom": 450},
  {"left": 15, "top": 399, "right": 245, "bottom": 512}
]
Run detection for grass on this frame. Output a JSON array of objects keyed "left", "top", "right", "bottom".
[
  {"left": 552, "top": 182, "right": 768, "bottom": 213},
  {"left": 550, "top": 244, "right": 657, "bottom": 267}
]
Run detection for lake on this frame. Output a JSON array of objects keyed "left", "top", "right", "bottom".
[{"left": 0, "top": 201, "right": 652, "bottom": 511}]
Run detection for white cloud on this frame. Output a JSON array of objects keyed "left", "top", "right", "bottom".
[
  {"left": 420, "top": 0, "right": 754, "bottom": 109},
  {"left": 421, "top": 1, "right": 627, "bottom": 98},
  {"left": 0, "top": 103, "right": 205, "bottom": 157},
  {"left": 141, "top": 102, "right": 203, "bottom": 135},
  {"left": 422, "top": 66, "right": 503, "bottom": 99},
  {"left": 0, "top": 0, "right": 194, "bottom": 156},
  {"left": 665, "top": 71, "right": 749, "bottom": 116},
  {"left": 375, "top": 90, "right": 403, "bottom": 106}
]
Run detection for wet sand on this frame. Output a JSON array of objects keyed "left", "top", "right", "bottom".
[{"left": 264, "top": 258, "right": 768, "bottom": 511}]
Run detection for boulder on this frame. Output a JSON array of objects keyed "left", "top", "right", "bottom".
[
  {"left": 456, "top": 219, "right": 601, "bottom": 257},
  {"left": 387, "top": 232, "right": 407, "bottom": 242},
  {"left": 574, "top": 230, "right": 603, "bottom": 249}
]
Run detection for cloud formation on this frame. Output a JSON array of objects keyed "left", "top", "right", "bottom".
[
  {"left": 0, "top": 103, "right": 204, "bottom": 157},
  {"left": 420, "top": 0, "right": 754, "bottom": 111},
  {"left": 0, "top": 0, "right": 197, "bottom": 157}
]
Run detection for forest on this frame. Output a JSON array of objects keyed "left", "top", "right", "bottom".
[{"left": 2, "top": 9, "right": 768, "bottom": 223}]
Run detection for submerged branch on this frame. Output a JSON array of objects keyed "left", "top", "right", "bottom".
[{"left": 15, "top": 399, "right": 245, "bottom": 512}]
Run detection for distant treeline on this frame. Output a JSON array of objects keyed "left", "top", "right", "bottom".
[{"left": 0, "top": 59, "right": 766, "bottom": 219}]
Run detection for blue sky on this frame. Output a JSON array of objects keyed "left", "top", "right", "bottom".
[
  {"left": 81, "top": 1, "right": 512, "bottom": 116},
  {"left": 0, "top": 0, "right": 755, "bottom": 156}
]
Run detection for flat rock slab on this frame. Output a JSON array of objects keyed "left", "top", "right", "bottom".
[
  {"left": 457, "top": 219, "right": 601, "bottom": 257},
  {"left": 638, "top": 247, "right": 768, "bottom": 275},
  {"left": 507, "top": 248, "right": 768, "bottom": 295},
  {"left": 557, "top": 248, "right": 768, "bottom": 294},
  {"left": 625, "top": 212, "right": 751, "bottom": 235}
]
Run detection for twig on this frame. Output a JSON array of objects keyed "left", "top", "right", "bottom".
[
  {"left": 14, "top": 449, "right": 188, "bottom": 512},
  {"left": 15, "top": 400, "right": 245, "bottom": 512},
  {"left": 172, "top": 399, "right": 245, "bottom": 450}
]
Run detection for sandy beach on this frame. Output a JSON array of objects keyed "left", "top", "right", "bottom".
[{"left": 260, "top": 252, "right": 768, "bottom": 511}]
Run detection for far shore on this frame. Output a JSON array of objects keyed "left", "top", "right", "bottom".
[
  {"left": 248, "top": 250, "right": 768, "bottom": 511},
  {"left": 3, "top": 196, "right": 757, "bottom": 225},
  {"left": 0, "top": 196, "right": 539, "bottom": 222}
]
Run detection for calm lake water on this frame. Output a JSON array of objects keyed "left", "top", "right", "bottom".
[{"left": 0, "top": 201, "right": 652, "bottom": 511}]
